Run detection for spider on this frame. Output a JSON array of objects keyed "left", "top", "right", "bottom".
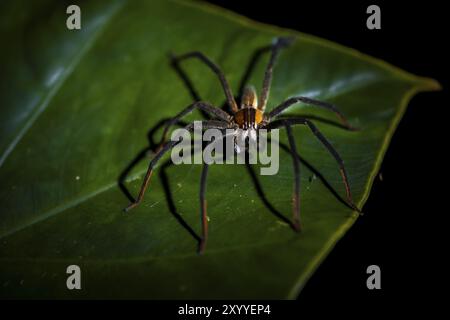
[{"left": 124, "top": 37, "right": 361, "bottom": 254}]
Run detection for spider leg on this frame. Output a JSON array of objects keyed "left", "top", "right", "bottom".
[
  {"left": 259, "top": 37, "right": 294, "bottom": 112},
  {"left": 199, "top": 162, "right": 209, "bottom": 254},
  {"left": 238, "top": 45, "right": 271, "bottom": 99},
  {"left": 158, "top": 101, "right": 231, "bottom": 152},
  {"left": 171, "top": 51, "right": 239, "bottom": 113},
  {"left": 124, "top": 140, "right": 177, "bottom": 212},
  {"left": 265, "top": 117, "right": 361, "bottom": 213},
  {"left": 267, "top": 96, "right": 356, "bottom": 130},
  {"left": 285, "top": 124, "right": 302, "bottom": 231},
  {"left": 124, "top": 120, "right": 229, "bottom": 212},
  {"left": 197, "top": 134, "right": 235, "bottom": 253}
]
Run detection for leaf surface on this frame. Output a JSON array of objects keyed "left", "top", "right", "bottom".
[{"left": 0, "top": 0, "right": 439, "bottom": 298}]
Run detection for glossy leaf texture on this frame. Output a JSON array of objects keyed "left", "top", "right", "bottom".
[{"left": 0, "top": 0, "right": 439, "bottom": 298}]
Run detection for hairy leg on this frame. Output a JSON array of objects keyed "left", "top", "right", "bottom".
[
  {"left": 265, "top": 117, "right": 361, "bottom": 213},
  {"left": 267, "top": 96, "right": 355, "bottom": 130},
  {"left": 171, "top": 51, "right": 238, "bottom": 113},
  {"left": 259, "top": 37, "right": 294, "bottom": 112}
]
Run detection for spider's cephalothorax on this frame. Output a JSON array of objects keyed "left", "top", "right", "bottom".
[
  {"left": 233, "top": 86, "right": 264, "bottom": 130},
  {"left": 124, "top": 37, "right": 361, "bottom": 254}
]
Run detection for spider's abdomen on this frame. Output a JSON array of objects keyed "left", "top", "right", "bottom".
[{"left": 234, "top": 107, "right": 263, "bottom": 129}]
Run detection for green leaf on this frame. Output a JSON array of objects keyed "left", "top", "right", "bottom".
[{"left": 0, "top": 0, "right": 439, "bottom": 299}]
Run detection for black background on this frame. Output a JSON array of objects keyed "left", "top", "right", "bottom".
[{"left": 206, "top": 0, "right": 446, "bottom": 308}]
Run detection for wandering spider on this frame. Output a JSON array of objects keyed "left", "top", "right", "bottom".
[{"left": 124, "top": 37, "right": 361, "bottom": 254}]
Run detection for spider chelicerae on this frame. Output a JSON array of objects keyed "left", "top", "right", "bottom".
[{"left": 124, "top": 37, "right": 361, "bottom": 254}]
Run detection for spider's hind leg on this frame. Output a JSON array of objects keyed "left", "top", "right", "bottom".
[
  {"left": 265, "top": 117, "right": 361, "bottom": 214},
  {"left": 197, "top": 134, "right": 231, "bottom": 254}
]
